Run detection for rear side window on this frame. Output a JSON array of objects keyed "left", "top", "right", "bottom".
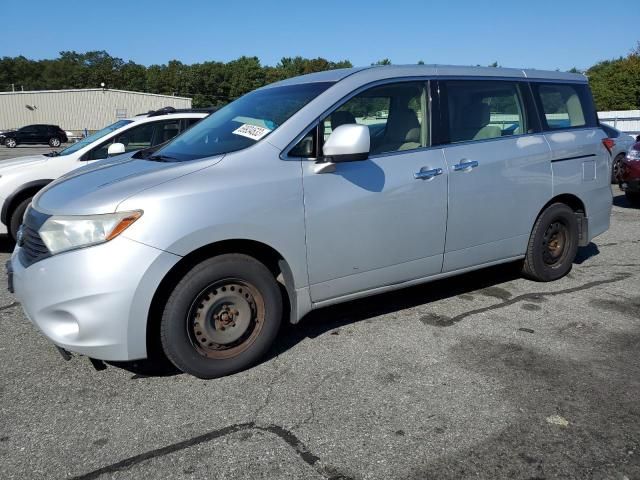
[
  {"left": 444, "top": 80, "right": 527, "bottom": 143},
  {"left": 532, "top": 83, "right": 597, "bottom": 130}
]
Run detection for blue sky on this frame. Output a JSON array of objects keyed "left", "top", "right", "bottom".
[{"left": 2, "top": 0, "right": 638, "bottom": 71}]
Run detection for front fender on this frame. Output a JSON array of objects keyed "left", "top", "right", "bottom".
[{"left": 1, "top": 179, "right": 53, "bottom": 225}]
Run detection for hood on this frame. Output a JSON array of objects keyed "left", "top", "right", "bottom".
[
  {"left": 0, "top": 154, "right": 47, "bottom": 171},
  {"left": 34, "top": 155, "right": 224, "bottom": 215}
]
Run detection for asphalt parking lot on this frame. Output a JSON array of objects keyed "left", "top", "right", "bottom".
[
  {"left": 0, "top": 147, "right": 638, "bottom": 479},
  {"left": 0, "top": 144, "right": 66, "bottom": 161}
]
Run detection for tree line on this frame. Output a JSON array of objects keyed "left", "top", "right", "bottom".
[
  {"left": 1, "top": 46, "right": 639, "bottom": 111},
  {"left": 0, "top": 52, "right": 352, "bottom": 108}
]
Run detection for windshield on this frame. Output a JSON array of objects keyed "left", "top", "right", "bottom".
[
  {"left": 54, "top": 120, "right": 133, "bottom": 156},
  {"left": 152, "top": 82, "right": 333, "bottom": 161}
]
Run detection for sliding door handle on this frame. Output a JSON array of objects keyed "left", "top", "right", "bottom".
[
  {"left": 414, "top": 167, "right": 443, "bottom": 180},
  {"left": 453, "top": 159, "right": 479, "bottom": 171}
]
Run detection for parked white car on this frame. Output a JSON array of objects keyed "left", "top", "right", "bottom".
[{"left": 0, "top": 108, "right": 209, "bottom": 240}]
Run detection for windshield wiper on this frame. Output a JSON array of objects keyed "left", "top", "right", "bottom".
[
  {"left": 44, "top": 151, "right": 60, "bottom": 157},
  {"left": 147, "top": 154, "right": 178, "bottom": 162}
]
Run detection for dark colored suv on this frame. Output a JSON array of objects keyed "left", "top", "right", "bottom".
[{"left": 3, "top": 125, "right": 68, "bottom": 148}]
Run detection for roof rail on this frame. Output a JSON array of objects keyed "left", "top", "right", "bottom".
[{"left": 137, "top": 106, "right": 218, "bottom": 117}]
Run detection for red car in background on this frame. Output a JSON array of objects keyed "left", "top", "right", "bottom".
[{"left": 620, "top": 139, "right": 640, "bottom": 205}]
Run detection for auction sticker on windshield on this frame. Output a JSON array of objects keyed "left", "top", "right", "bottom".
[{"left": 232, "top": 124, "right": 271, "bottom": 141}]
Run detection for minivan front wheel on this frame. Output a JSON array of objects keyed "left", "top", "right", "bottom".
[
  {"left": 522, "top": 203, "right": 578, "bottom": 282},
  {"left": 160, "top": 254, "right": 282, "bottom": 379},
  {"left": 5, "top": 138, "right": 16, "bottom": 148}
]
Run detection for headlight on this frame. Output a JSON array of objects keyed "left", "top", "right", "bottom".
[
  {"left": 38, "top": 210, "right": 142, "bottom": 254},
  {"left": 627, "top": 149, "right": 640, "bottom": 161}
]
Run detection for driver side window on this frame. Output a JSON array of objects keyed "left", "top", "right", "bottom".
[
  {"left": 86, "top": 122, "right": 156, "bottom": 160},
  {"left": 324, "top": 82, "right": 428, "bottom": 156}
]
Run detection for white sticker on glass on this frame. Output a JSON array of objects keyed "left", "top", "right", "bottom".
[{"left": 232, "top": 124, "right": 272, "bottom": 141}]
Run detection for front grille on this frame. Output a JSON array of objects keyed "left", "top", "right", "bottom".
[
  {"left": 18, "top": 207, "right": 51, "bottom": 267},
  {"left": 19, "top": 225, "right": 50, "bottom": 267}
]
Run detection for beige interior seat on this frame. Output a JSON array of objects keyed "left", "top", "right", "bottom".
[
  {"left": 566, "top": 93, "right": 586, "bottom": 126},
  {"left": 373, "top": 108, "right": 421, "bottom": 154},
  {"left": 453, "top": 101, "right": 502, "bottom": 142}
]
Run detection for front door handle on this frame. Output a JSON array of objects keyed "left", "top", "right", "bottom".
[
  {"left": 414, "top": 167, "right": 443, "bottom": 180},
  {"left": 453, "top": 159, "right": 479, "bottom": 171}
]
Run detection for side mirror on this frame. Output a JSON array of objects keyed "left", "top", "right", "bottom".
[
  {"left": 107, "top": 143, "right": 125, "bottom": 157},
  {"left": 322, "top": 124, "right": 370, "bottom": 162}
]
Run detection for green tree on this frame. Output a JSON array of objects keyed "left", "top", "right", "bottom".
[{"left": 587, "top": 51, "right": 640, "bottom": 110}]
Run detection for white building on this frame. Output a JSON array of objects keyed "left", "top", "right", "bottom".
[
  {"left": 598, "top": 110, "right": 640, "bottom": 136},
  {"left": 0, "top": 88, "right": 192, "bottom": 134}
]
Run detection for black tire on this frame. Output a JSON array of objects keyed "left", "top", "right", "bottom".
[
  {"left": 9, "top": 197, "right": 32, "bottom": 242},
  {"left": 160, "top": 254, "right": 282, "bottom": 379},
  {"left": 48, "top": 137, "right": 61, "bottom": 147},
  {"left": 626, "top": 191, "right": 640, "bottom": 206},
  {"left": 522, "top": 203, "right": 579, "bottom": 282},
  {"left": 5, "top": 138, "right": 16, "bottom": 148},
  {"left": 611, "top": 153, "right": 625, "bottom": 183}
]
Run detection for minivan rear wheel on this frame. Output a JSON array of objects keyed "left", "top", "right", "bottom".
[
  {"left": 522, "top": 203, "right": 578, "bottom": 282},
  {"left": 48, "top": 137, "right": 61, "bottom": 147},
  {"left": 160, "top": 254, "right": 282, "bottom": 379}
]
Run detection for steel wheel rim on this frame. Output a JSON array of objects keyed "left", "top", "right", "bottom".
[
  {"left": 541, "top": 220, "right": 568, "bottom": 266},
  {"left": 186, "top": 279, "right": 265, "bottom": 359},
  {"left": 613, "top": 158, "right": 624, "bottom": 182}
]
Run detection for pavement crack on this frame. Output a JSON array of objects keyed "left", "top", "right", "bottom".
[
  {"left": 0, "top": 302, "right": 18, "bottom": 311},
  {"left": 253, "top": 359, "right": 289, "bottom": 422},
  {"left": 291, "top": 372, "right": 338, "bottom": 430},
  {"left": 68, "top": 422, "right": 353, "bottom": 480},
  {"left": 421, "top": 273, "right": 632, "bottom": 327}
]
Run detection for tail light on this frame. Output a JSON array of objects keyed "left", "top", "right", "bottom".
[{"left": 602, "top": 138, "right": 615, "bottom": 153}]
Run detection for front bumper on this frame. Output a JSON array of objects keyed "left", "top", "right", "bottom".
[
  {"left": 10, "top": 235, "right": 181, "bottom": 361},
  {"left": 620, "top": 178, "right": 640, "bottom": 193},
  {"left": 620, "top": 160, "right": 640, "bottom": 192}
]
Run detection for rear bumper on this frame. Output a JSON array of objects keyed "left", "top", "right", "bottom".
[{"left": 10, "top": 236, "right": 181, "bottom": 361}]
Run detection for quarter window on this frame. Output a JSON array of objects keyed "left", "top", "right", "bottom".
[
  {"left": 533, "top": 83, "right": 593, "bottom": 130},
  {"left": 445, "top": 81, "right": 526, "bottom": 143}
]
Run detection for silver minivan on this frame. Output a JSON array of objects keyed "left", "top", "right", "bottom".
[{"left": 8, "top": 65, "right": 612, "bottom": 378}]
